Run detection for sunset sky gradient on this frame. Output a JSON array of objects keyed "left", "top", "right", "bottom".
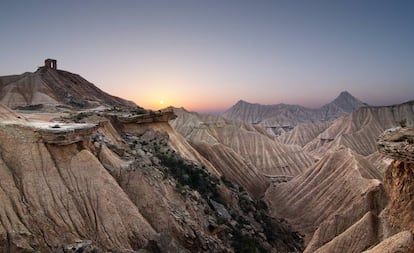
[{"left": 1, "top": 0, "right": 413, "bottom": 112}]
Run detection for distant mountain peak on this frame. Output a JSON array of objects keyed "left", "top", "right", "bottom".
[
  {"left": 327, "top": 91, "right": 367, "bottom": 113},
  {"left": 338, "top": 90, "right": 353, "bottom": 97},
  {"left": 235, "top": 99, "right": 250, "bottom": 105},
  {"left": 335, "top": 90, "right": 358, "bottom": 100},
  {"left": 223, "top": 91, "right": 368, "bottom": 135}
]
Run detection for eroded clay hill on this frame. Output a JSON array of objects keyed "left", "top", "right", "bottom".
[
  {"left": 277, "top": 122, "right": 331, "bottom": 147},
  {"left": 0, "top": 118, "right": 156, "bottom": 252},
  {"left": 265, "top": 148, "right": 386, "bottom": 251},
  {"left": 0, "top": 60, "right": 135, "bottom": 109},
  {"left": 170, "top": 107, "right": 315, "bottom": 196},
  {"left": 266, "top": 125, "right": 414, "bottom": 253},
  {"left": 304, "top": 101, "right": 414, "bottom": 158}
]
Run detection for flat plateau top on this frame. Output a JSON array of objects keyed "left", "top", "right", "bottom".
[{"left": 0, "top": 120, "right": 96, "bottom": 132}]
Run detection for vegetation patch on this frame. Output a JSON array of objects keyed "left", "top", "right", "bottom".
[
  {"left": 156, "top": 152, "right": 223, "bottom": 204},
  {"left": 73, "top": 112, "right": 89, "bottom": 122},
  {"left": 131, "top": 129, "right": 303, "bottom": 252},
  {"left": 231, "top": 228, "right": 268, "bottom": 253}
]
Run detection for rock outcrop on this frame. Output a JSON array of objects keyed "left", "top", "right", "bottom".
[
  {"left": 378, "top": 127, "right": 414, "bottom": 164},
  {"left": 371, "top": 127, "right": 414, "bottom": 252},
  {"left": 378, "top": 128, "right": 414, "bottom": 235},
  {"left": 0, "top": 119, "right": 156, "bottom": 252}
]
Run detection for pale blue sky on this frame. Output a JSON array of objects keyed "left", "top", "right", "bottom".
[{"left": 1, "top": 0, "right": 413, "bottom": 112}]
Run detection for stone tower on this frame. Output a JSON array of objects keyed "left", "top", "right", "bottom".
[{"left": 44, "top": 59, "right": 57, "bottom": 69}]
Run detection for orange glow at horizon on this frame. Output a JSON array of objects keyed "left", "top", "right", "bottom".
[
  {"left": 127, "top": 90, "right": 231, "bottom": 112},
  {"left": 120, "top": 67, "right": 235, "bottom": 112}
]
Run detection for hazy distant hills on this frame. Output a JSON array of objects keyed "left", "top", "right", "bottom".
[
  {"left": 222, "top": 91, "right": 367, "bottom": 136},
  {"left": 0, "top": 66, "right": 135, "bottom": 110}
]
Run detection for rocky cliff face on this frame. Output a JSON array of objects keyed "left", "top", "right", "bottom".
[
  {"left": 0, "top": 111, "right": 156, "bottom": 252},
  {"left": 370, "top": 127, "right": 414, "bottom": 253},
  {"left": 382, "top": 161, "right": 414, "bottom": 234},
  {"left": 378, "top": 127, "right": 414, "bottom": 234}
]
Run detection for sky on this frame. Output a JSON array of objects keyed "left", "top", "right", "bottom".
[{"left": 1, "top": 0, "right": 414, "bottom": 113}]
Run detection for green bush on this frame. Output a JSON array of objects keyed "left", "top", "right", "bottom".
[
  {"left": 231, "top": 229, "right": 268, "bottom": 253},
  {"left": 157, "top": 153, "right": 223, "bottom": 204},
  {"left": 73, "top": 112, "right": 88, "bottom": 122},
  {"left": 399, "top": 119, "right": 407, "bottom": 128}
]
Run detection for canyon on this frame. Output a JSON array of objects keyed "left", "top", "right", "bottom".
[{"left": 0, "top": 62, "right": 413, "bottom": 252}]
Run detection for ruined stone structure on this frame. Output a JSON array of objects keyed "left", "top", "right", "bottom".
[
  {"left": 378, "top": 127, "right": 414, "bottom": 164},
  {"left": 44, "top": 58, "right": 57, "bottom": 69}
]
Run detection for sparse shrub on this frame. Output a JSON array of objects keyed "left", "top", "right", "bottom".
[
  {"left": 238, "top": 195, "right": 254, "bottom": 213},
  {"left": 221, "top": 176, "right": 234, "bottom": 188},
  {"left": 131, "top": 107, "right": 147, "bottom": 115},
  {"left": 156, "top": 153, "right": 224, "bottom": 204},
  {"left": 73, "top": 112, "right": 88, "bottom": 122},
  {"left": 254, "top": 210, "right": 276, "bottom": 241},
  {"left": 399, "top": 119, "right": 407, "bottom": 128},
  {"left": 231, "top": 229, "right": 268, "bottom": 253}
]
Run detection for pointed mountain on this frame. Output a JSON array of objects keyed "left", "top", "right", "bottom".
[
  {"left": 331, "top": 91, "right": 367, "bottom": 111},
  {"left": 0, "top": 60, "right": 136, "bottom": 109},
  {"left": 319, "top": 91, "right": 367, "bottom": 120}
]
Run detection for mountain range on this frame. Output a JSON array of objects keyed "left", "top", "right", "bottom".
[{"left": 222, "top": 91, "right": 367, "bottom": 136}]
